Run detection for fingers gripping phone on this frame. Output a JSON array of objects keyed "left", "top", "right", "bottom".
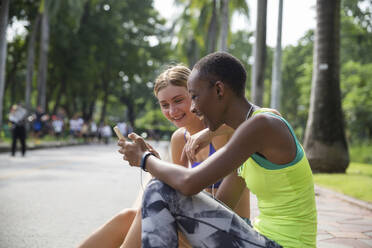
[{"left": 113, "top": 125, "right": 125, "bottom": 140}]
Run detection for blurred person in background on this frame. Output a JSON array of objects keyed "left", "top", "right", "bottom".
[
  {"left": 52, "top": 115, "right": 64, "bottom": 139},
  {"left": 81, "top": 121, "right": 90, "bottom": 143},
  {"left": 69, "top": 114, "right": 84, "bottom": 138},
  {"left": 101, "top": 122, "right": 112, "bottom": 144},
  {"left": 117, "top": 121, "right": 128, "bottom": 137},
  {"left": 89, "top": 120, "right": 98, "bottom": 142},
  {"left": 31, "top": 106, "right": 48, "bottom": 143},
  {"left": 9, "top": 104, "right": 28, "bottom": 157}
]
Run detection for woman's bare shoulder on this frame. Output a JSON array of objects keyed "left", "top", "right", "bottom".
[{"left": 171, "top": 127, "right": 187, "bottom": 143}]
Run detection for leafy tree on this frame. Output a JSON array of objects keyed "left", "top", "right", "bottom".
[
  {"left": 229, "top": 30, "right": 274, "bottom": 108},
  {"left": 280, "top": 31, "right": 314, "bottom": 139},
  {"left": 5, "top": 36, "right": 27, "bottom": 106},
  {"left": 341, "top": 61, "right": 372, "bottom": 141},
  {"left": 47, "top": 0, "right": 86, "bottom": 115},
  {"left": 229, "top": 30, "right": 253, "bottom": 97},
  {"left": 340, "top": 0, "right": 372, "bottom": 64},
  {"left": 4, "top": 0, "right": 170, "bottom": 132},
  {"left": 66, "top": 0, "right": 170, "bottom": 127}
]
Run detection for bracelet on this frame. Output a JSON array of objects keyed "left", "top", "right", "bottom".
[{"left": 140, "top": 151, "right": 155, "bottom": 172}]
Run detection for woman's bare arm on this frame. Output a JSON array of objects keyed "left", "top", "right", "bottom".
[
  {"left": 119, "top": 114, "right": 296, "bottom": 196},
  {"left": 184, "top": 124, "right": 234, "bottom": 162},
  {"left": 120, "top": 117, "right": 265, "bottom": 195},
  {"left": 170, "top": 128, "right": 189, "bottom": 167}
]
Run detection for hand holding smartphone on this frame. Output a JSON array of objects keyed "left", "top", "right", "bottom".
[{"left": 113, "top": 125, "right": 125, "bottom": 140}]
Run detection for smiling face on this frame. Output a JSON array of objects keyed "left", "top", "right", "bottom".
[
  {"left": 187, "top": 69, "right": 225, "bottom": 131},
  {"left": 157, "top": 84, "right": 194, "bottom": 128}
]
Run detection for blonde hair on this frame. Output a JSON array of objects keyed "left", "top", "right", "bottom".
[{"left": 154, "top": 65, "right": 191, "bottom": 97}]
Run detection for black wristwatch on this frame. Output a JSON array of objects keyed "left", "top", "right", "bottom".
[{"left": 140, "top": 151, "right": 155, "bottom": 172}]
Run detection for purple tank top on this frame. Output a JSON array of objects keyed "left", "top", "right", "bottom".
[{"left": 184, "top": 131, "right": 222, "bottom": 188}]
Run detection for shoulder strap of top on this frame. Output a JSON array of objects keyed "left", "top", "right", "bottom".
[
  {"left": 250, "top": 110, "right": 304, "bottom": 170},
  {"left": 208, "top": 143, "right": 216, "bottom": 156}
]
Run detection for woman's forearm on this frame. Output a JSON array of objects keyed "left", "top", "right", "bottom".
[{"left": 145, "top": 146, "right": 239, "bottom": 196}]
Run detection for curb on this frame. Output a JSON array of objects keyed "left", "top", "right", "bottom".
[
  {"left": 315, "top": 184, "right": 372, "bottom": 212},
  {"left": 0, "top": 141, "right": 87, "bottom": 153}
]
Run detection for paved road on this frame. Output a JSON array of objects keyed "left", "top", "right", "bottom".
[
  {"left": 1, "top": 142, "right": 372, "bottom": 248},
  {"left": 0, "top": 142, "right": 169, "bottom": 248}
]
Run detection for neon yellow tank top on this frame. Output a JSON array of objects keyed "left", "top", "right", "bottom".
[{"left": 238, "top": 110, "right": 317, "bottom": 248}]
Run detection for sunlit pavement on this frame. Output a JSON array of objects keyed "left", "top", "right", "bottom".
[
  {"left": 0, "top": 141, "right": 169, "bottom": 248},
  {"left": 1, "top": 142, "right": 372, "bottom": 248}
]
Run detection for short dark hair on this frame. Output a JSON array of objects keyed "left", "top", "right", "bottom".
[{"left": 193, "top": 52, "right": 246, "bottom": 97}]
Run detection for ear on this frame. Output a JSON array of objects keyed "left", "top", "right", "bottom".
[{"left": 215, "top": 81, "right": 225, "bottom": 98}]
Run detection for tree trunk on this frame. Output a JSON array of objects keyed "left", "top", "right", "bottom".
[
  {"left": 218, "top": 0, "right": 229, "bottom": 52},
  {"left": 304, "top": 0, "right": 349, "bottom": 173},
  {"left": 87, "top": 100, "right": 95, "bottom": 121},
  {"left": 120, "top": 95, "right": 135, "bottom": 129},
  {"left": 251, "top": 0, "right": 267, "bottom": 106},
  {"left": 187, "top": 39, "right": 200, "bottom": 68},
  {"left": 37, "top": 1, "right": 50, "bottom": 111},
  {"left": 0, "top": 0, "right": 9, "bottom": 130},
  {"left": 26, "top": 15, "right": 41, "bottom": 112},
  {"left": 270, "top": 0, "right": 283, "bottom": 110},
  {"left": 206, "top": 0, "right": 218, "bottom": 54},
  {"left": 127, "top": 100, "right": 135, "bottom": 129},
  {"left": 52, "top": 85, "right": 62, "bottom": 115},
  {"left": 52, "top": 74, "right": 66, "bottom": 114},
  {"left": 99, "top": 77, "right": 109, "bottom": 125}
]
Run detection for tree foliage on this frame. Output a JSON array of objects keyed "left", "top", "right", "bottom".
[
  {"left": 279, "top": 0, "right": 372, "bottom": 143},
  {"left": 4, "top": 0, "right": 171, "bottom": 131},
  {"left": 3, "top": 0, "right": 372, "bottom": 145}
]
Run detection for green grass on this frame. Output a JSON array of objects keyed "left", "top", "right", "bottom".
[
  {"left": 349, "top": 143, "right": 372, "bottom": 164},
  {"left": 313, "top": 162, "right": 372, "bottom": 203}
]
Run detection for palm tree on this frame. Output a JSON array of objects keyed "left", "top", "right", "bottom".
[
  {"left": 173, "top": 0, "right": 208, "bottom": 67},
  {"left": 270, "top": 0, "right": 283, "bottom": 110},
  {"left": 251, "top": 0, "right": 267, "bottom": 106},
  {"left": 304, "top": 0, "right": 349, "bottom": 173},
  {"left": 218, "top": 0, "right": 229, "bottom": 51},
  {"left": 174, "top": 0, "right": 248, "bottom": 65},
  {"left": 218, "top": 0, "right": 249, "bottom": 51},
  {"left": 206, "top": 0, "right": 218, "bottom": 53},
  {"left": 0, "top": 0, "right": 10, "bottom": 130}
]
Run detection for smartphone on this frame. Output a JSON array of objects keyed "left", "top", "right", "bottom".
[{"left": 113, "top": 125, "right": 125, "bottom": 140}]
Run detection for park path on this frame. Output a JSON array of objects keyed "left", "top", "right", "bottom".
[
  {"left": 250, "top": 185, "right": 372, "bottom": 248},
  {"left": 0, "top": 142, "right": 371, "bottom": 248}
]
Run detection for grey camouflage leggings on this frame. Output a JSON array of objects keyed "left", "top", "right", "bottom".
[{"left": 141, "top": 179, "right": 282, "bottom": 248}]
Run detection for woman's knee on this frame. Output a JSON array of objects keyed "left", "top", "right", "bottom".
[
  {"left": 142, "top": 179, "right": 176, "bottom": 215},
  {"left": 114, "top": 208, "right": 137, "bottom": 225},
  {"left": 142, "top": 179, "right": 172, "bottom": 200}
]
